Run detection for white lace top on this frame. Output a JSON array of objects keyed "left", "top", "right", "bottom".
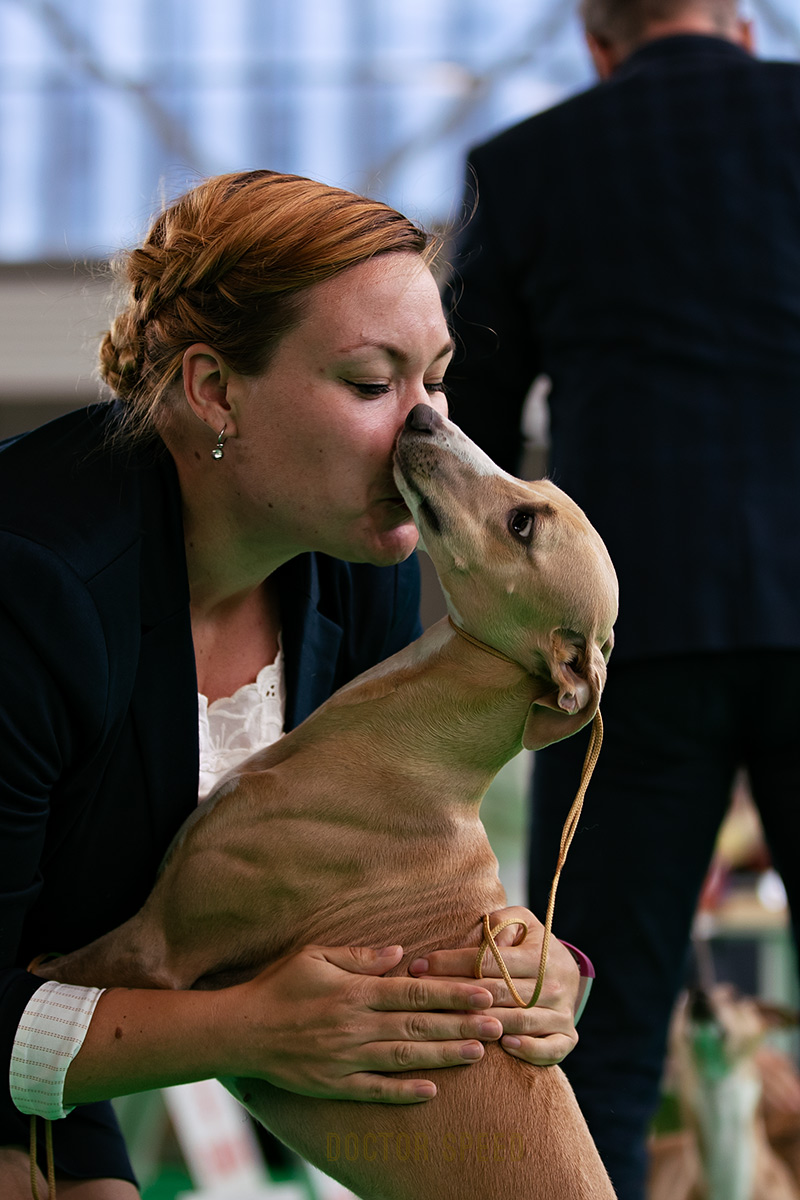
[
  {"left": 11, "top": 648, "right": 287, "bottom": 1119},
  {"left": 198, "top": 643, "right": 286, "bottom": 801}
]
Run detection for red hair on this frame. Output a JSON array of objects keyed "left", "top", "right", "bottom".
[{"left": 100, "top": 170, "right": 438, "bottom": 434}]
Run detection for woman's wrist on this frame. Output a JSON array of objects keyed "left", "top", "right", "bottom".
[{"left": 62, "top": 984, "right": 242, "bottom": 1106}]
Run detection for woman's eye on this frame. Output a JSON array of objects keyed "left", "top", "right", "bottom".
[
  {"left": 509, "top": 510, "right": 536, "bottom": 542},
  {"left": 424, "top": 380, "right": 447, "bottom": 395},
  {"left": 344, "top": 381, "right": 391, "bottom": 398}
]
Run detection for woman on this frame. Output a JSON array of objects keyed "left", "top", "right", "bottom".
[{"left": 0, "top": 170, "right": 582, "bottom": 1197}]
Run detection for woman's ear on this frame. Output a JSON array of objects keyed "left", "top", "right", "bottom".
[{"left": 182, "top": 343, "right": 239, "bottom": 437}]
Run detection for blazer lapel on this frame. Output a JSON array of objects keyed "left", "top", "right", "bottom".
[
  {"left": 277, "top": 554, "right": 343, "bottom": 731},
  {"left": 130, "top": 450, "right": 199, "bottom": 845}
]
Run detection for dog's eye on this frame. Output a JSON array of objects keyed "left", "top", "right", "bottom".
[{"left": 508, "top": 510, "right": 536, "bottom": 542}]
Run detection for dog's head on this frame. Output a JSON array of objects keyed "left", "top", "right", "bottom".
[{"left": 394, "top": 404, "right": 618, "bottom": 750}]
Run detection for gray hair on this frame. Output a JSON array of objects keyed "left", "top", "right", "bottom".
[{"left": 579, "top": 0, "right": 740, "bottom": 46}]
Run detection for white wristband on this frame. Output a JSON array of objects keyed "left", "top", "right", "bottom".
[{"left": 10, "top": 981, "right": 105, "bottom": 1120}]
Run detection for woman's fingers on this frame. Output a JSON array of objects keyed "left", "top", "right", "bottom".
[{"left": 235, "top": 942, "right": 507, "bottom": 1103}]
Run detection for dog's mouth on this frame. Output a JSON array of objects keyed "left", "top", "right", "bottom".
[
  {"left": 392, "top": 456, "right": 444, "bottom": 540},
  {"left": 417, "top": 495, "right": 441, "bottom": 535}
]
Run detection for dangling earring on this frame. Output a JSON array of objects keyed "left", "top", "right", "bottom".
[{"left": 211, "top": 425, "right": 227, "bottom": 460}]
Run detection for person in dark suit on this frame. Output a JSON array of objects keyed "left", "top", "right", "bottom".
[
  {"left": 444, "top": 2, "right": 800, "bottom": 1197},
  {"left": 0, "top": 169, "right": 582, "bottom": 1196}
]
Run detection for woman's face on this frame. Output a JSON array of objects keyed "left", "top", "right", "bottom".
[{"left": 230, "top": 252, "right": 453, "bottom": 567}]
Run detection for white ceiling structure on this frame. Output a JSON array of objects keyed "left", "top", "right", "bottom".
[
  {"left": 0, "top": 0, "right": 798, "bottom": 423},
  {"left": 0, "top": 0, "right": 797, "bottom": 261}
]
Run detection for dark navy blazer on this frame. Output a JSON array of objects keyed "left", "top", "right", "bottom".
[
  {"left": 446, "top": 35, "right": 800, "bottom": 661},
  {"left": 0, "top": 404, "right": 421, "bottom": 1172}
]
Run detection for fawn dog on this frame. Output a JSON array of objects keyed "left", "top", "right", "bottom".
[{"left": 38, "top": 404, "right": 619, "bottom": 1199}]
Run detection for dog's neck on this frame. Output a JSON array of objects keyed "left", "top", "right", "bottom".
[
  {"left": 447, "top": 616, "right": 524, "bottom": 671},
  {"left": 331, "top": 615, "right": 540, "bottom": 787}
]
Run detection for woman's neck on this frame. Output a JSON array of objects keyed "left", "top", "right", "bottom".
[
  {"left": 192, "top": 581, "right": 282, "bottom": 703},
  {"left": 162, "top": 426, "right": 289, "bottom": 699},
  {"left": 165, "top": 429, "right": 293, "bottom": 615}
]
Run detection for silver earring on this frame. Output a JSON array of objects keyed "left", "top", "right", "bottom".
[{"left": 211, "top": 425, "right": 227, "bottom": 460}]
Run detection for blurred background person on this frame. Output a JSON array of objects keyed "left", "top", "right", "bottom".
[{"left": 444, "top": 2, "right": 800, "bottom": 1198}]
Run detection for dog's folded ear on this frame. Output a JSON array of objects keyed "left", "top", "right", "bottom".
[
  {"left": 522, "top": 638, "right": 607, "bottom": 751},
  {"left": 522, "top": 692, "right": 598, "bottom": 751}
]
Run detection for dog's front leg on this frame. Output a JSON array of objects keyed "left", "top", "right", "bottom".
[{"left": 225, "top": 1045, "right": 616, "bottom": 1200}]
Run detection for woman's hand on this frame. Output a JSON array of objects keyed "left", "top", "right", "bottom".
[
  {"left": 225, "top": 942, "right": 504, "bottom": 1102},
  {"left": 408, "top": 906, "right": 581, "bottom": 1066}
]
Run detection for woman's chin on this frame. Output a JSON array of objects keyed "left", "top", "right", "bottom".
[{"left": 360, "top": 520, "right": 420, "bottom": 567}]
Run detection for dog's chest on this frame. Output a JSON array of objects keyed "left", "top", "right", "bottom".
[{"left": 203, "top": 795, "right": 502, "bottom": 964}]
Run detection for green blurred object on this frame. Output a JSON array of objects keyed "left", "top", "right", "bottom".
[
  {"left": 141, "top": 1166, "right": 193, "bottom": 1199},
  {"left": 650, "top": 1090, "right": 683, "bottom": 1136}
]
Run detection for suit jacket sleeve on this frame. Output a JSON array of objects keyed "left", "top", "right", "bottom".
[
  {"left": 0, "top": 533, "right": 112, "bottom": 1093},
  {"left": 444, "top": 148, "right": 542, "bottom": 475}
]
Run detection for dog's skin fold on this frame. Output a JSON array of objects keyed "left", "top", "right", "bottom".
[{"left": 38, "top": 406, "right": 619, "bottom": 1199}]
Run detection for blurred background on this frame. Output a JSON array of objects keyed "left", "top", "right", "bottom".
[
  {"left": 1, "top": 0, "right": 798, "bottom": 439},
  {"left": 2, "top": 2, "right": 800, "bottom": 1196}
]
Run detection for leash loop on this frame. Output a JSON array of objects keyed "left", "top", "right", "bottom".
[
  {"left": 29, "top": 1114, "right": 56, "bottom": 1200},
  {"left": 475, "top": 709, "right": 604, "bottom": 1007},
  {"left": 475, "top": 917, "right": 531, "bottom": 1007}
]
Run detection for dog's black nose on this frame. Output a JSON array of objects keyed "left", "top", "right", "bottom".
[{"left": 405, "top": 404, "right": 439, "bottom": 433}]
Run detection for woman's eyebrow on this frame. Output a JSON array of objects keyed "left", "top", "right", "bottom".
[{"left": 337, "top": 338, "right": 455, "bottom": 363}]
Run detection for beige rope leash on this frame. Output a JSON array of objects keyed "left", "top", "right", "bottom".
[
  {"left": 474, "top": 916, "right": 531, "bottom": 1003},
  {"left": 445, "top": 616, "right": 605, "bottom": 1006},
  {"left": 29, "top": 1115, "right": 56, "bottom": 1200},
  {"left": 476, "top": 709, "right": 604, "bottom": 1007},
  {"left": 447, "top": 616, "right": 522, "bottom": 667}
]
